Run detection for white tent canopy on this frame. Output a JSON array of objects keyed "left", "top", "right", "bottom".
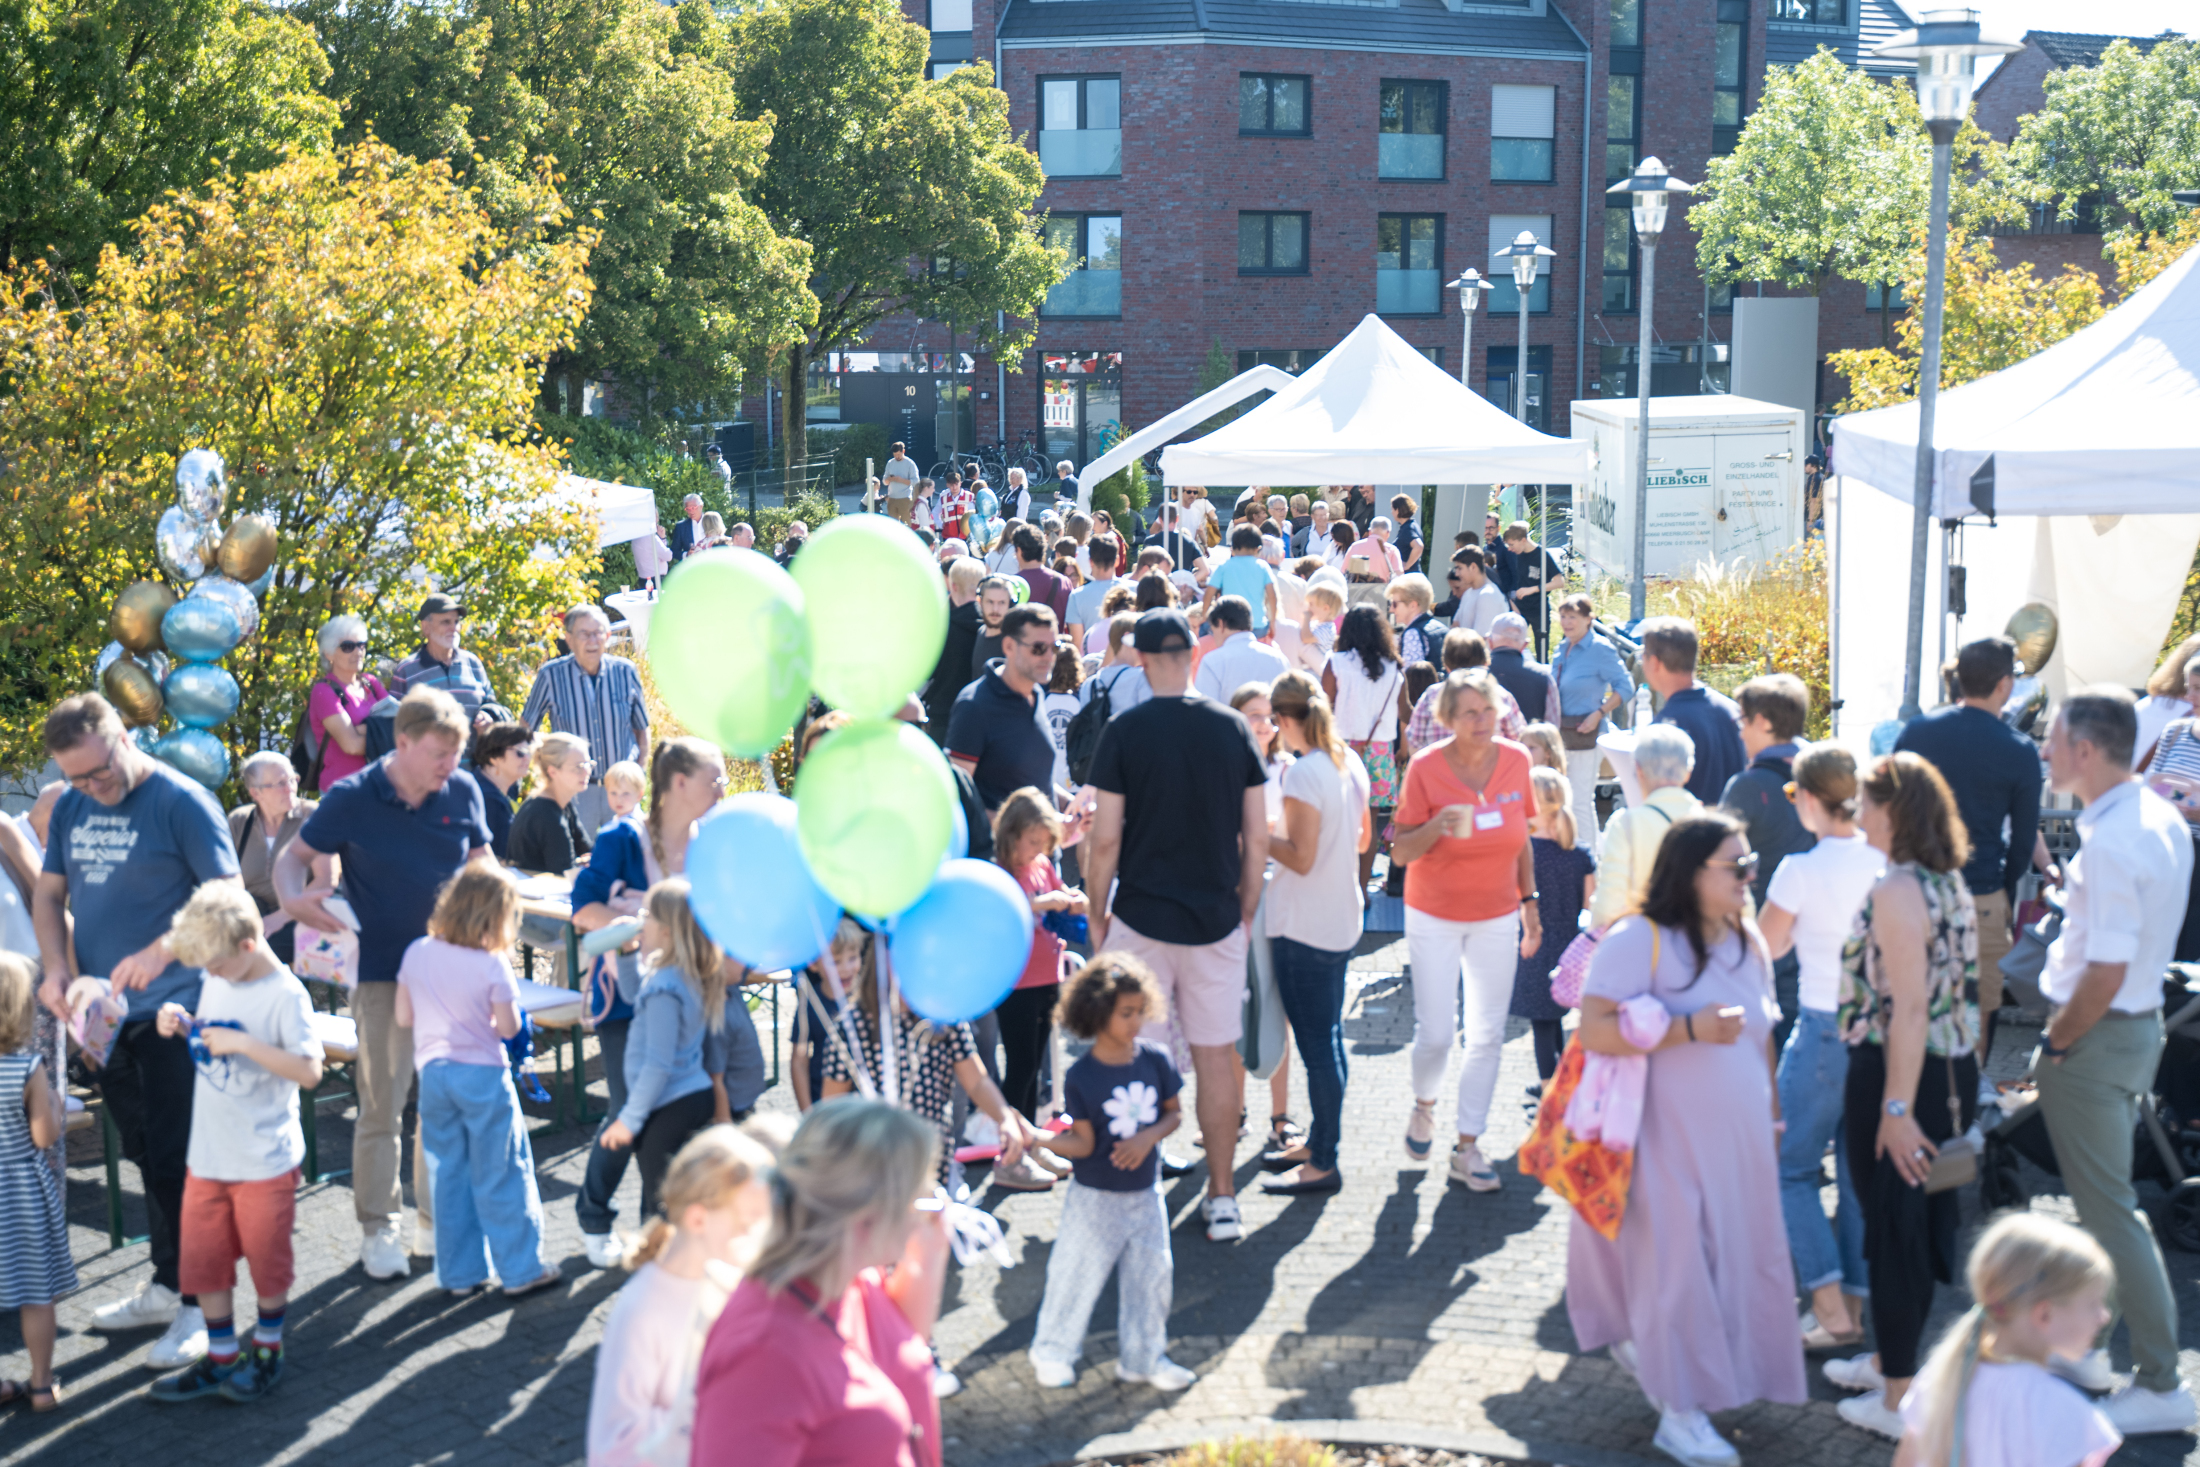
[
  {"left": 555, "top": 474, "right": 658, "bottom": 550},
  {"left": 1073, "top": 365, "right": 1296, "bottom": 510},
  {"left": 1160, "top": 314, "right": 1589, "bottom": 487},
  {"left": 1835, "top": 244, "right": 2200, "bottom": 517}
]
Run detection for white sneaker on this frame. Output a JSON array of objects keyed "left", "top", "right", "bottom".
[
  {"left": 2048, "top": 1347, "right": 2118, "bottom": 1394},
  {"left": 1202, "top": 1194, "right": 1243, "bottom": 1242},
  {"left": 2102, "top": 1383, "right": 2199, "bottom": 1435},
  {"left": 414, "top": 1220, "right": 436, "bottom": 1258},
  {"left": 144, "top": 1305, "right": 207, "bottom": 1371},
  {"left": 1823, "top": 1352, "right": 1885, "bottom": 1393},
  {"left": 1448, "top": 1142, "right": 1501, "bottom": 1192},
  {"left": 1835, "top": 1391, "right": 1905, "bottom": 1439},
  {"left": 1116, "top": 1357, "right": 1197, "bottom": 1392},
  {"left": 1611, "top": 1340, "right": 1662, "bottom": 1412},
  {"left": 361, "top": 1225, "right": 411, "bottom": 1280},
  {"left": 1031, "top": 1354, "right": 1077, "bottom": 1389},
  {"left": 582, "top": 1231, "right": 628, "bottom": 1270},
  {"left": 1652, "top": 1407, "right": 1740, "bottom": 1467},
  {"left": 931, "top": 1364, "right": 962, "bottom": 1398},
  {"left": 90, "top": 1279, "right": 181, "bottom": 1332}
]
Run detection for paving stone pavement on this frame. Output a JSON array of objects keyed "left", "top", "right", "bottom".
[{"left": 7, "top": 938, "right": 2200, "bottom": 1467}]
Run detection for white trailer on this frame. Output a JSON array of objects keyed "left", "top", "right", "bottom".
[{"left": 1569, "top": 394, "right": 1808, "bottom": 580}]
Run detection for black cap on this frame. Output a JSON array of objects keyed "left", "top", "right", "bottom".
[
  {"left": 416, "top": 592, "right": 467, "bottom": 620},
  {"left": 1132, "top": 608, "right": 1194, "bottom": 654}
]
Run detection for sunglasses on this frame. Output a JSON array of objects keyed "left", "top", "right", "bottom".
[
  {"left": 1707, "top": 852, "right": 1761, "bottom": 876},
  {"left": 337, "top": 640, "right": 368, "bottom": 654}
]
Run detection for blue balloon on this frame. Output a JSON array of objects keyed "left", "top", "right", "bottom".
[
  {"left": 246, "top": 563, "right": 276, "bottom": 598},
  {"left": 888, "top": 859, "right": 1033, "bottom": 1024},
  {"left": 686, "top": 793, "right": 841, "bottom": 972},
  {"left": 946, "top": 799, "right": 969, "bottom": 862},
  {"left": 161, "top": 595, "right": 242, "bottom": 664},
  {"left": 155, "top": 727, "right": 229, "bottom": 789},
  {"left": 163, "top": 663, "right": 241, "bottom": 728}
]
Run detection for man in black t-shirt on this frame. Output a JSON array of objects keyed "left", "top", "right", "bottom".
[
  {"left": 947, "top": 604, "right": 1062, "bottom": 812},
  {"left": 1083, "top": 609, "right": 1267, "bottom": 1243}
]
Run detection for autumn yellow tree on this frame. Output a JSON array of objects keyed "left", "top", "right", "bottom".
[{"left": 0, "top": 141, "right": 600, "bottom": 777}]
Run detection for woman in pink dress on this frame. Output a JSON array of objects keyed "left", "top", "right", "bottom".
[{"left": 1567, "top": 811, "right": 1807, "bottom": 1467}]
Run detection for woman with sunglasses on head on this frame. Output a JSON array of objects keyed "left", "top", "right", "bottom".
[
  {"left": 1821, "top": 752, "right": 1980, "bottom": 1440},
  {"left": 1567, "top": 812, "right": 1805, "bottom": 1467},
  {"left": 307, "top": 614, "right": 387, "bottom": 793}
]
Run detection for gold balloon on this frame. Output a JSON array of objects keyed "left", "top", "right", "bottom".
[
  {"left": 2006, "top": 602, "right": 2060, "bottom": 675},
  {"left": 217, "top": 514, "right": 278, "bottom": 583},
  {"left": 110, "top": 580, "right": 178, "bottom": 655},
  {"left": 102, "top": 657, "right": 165, "bottom": 726}
]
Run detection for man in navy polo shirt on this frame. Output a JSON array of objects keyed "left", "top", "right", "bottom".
[
  {"left": 277, "top": 687, "right": 491, "bottom": 1280},
  {"left": 1641, "top": 616, "right": 1746, "bottom": 806},
  {"left": 948, "top": 603, "right": 1066, "bottom": 813}
]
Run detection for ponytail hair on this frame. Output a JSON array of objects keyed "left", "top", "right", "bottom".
[
  {"left": 1530, "top": 765, "right": 1575, "bottom": 850},
  {"left": 1269, "top": 669, "right": 1347, "bottom": 765},
  {"left": 647, "top": 736, "right": 724, "bottom": 874},
  {"left": 624, "top": 1122, "right": 779, "bottom": 1270},
  {"left": 1910, "top": 1213, "right": 2113, "bottom": 1467},
  {"left": 641, "top": 877, "right": 729, "bottom": 1033}
]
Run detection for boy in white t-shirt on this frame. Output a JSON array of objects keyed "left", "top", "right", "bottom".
[{"left": 149, "top": 883, "right": 324, "bottom": 1406}]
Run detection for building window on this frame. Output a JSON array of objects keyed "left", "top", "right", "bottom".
[
  {"left": 1240, "top": 74, "right": 1311, "bottom": 136},
  {"left": 1486, "top": 345, "right": 1553, "bottom": 429},
  {"left": 1866, "top": 281, "right": 1905, "bottom": 311},
  {"left": 1713, "top": 3, "right": 1746, "bottom": 155},
  {"left": 1042, "top": 214, "right": 1122, "bottom": 317},
  {"left": 1594, "top": 343, "right": 1729, "bottom": 398},
  {"left": 931, "top": 62, "right": 972, "bottom": 79},
  {"left": 1771, "top": 0, "right": 1844, "bottom": 22},
  {"left": 928, "top": 0, "right": 971, "bottom": 29},
  {"left": 1239, "top": 349, "right": 1328, "bottom": 374},
  {"left": 1376, "top": 213, "right": 1442, "bottom": 315},
  {"left": 1609, "top": 0, "right": 1640, "bottom": 48},
  {"left": 1378, "top": 80, "right": 1446, "bottom": 180},
  {"left": 1039, "top": 75, "right": 1122, "bottom": 178},
  {"left": 1606, "top": 75, "right": 1638, "bottom": 182},
  {"left": 1238, "top": 212, "right": 1309, "bottom": 275},
  {"left": 1602, "top": 208, "right": 1635, "bottom": 312},
  {"left": 1491, "top": 84, "right": 1556, "bottom": 182},
  {"left": 1488, "top": 213, "right": 1553, "bottom": 314},
  {"left": 1040, "top": 352, "right": 1123, "bottom": 467}
]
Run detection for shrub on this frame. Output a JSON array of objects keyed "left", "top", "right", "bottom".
[
  {"left": 1091, "top": 453, "right": 1153, "bottom": 525},
  {"left": 807, "top": 422, "right": 889, "bottom": 488},
  {"left": 1168, "top": 1436, "right": 1340, "bottom": 1467}
]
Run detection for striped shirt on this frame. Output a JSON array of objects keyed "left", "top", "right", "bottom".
[
  {"left": 387, "top": 644, "right": 501, "bottom": 721},
  {"left": 519, "top": 654, "right": 650, "bottom": 770}
]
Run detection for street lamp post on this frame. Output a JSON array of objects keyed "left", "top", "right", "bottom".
[
  {"left": 1608, "top": 157, "right": 1694, "bottom": 624},
  {"left": 1448, "top": 269, "right": 1493, "bottom": 391},
  {"left": 1492, "top": 232, "right": 1557, "bottom": 427},
  {"left": 1874, "top": 9, "right": 2020, "bottom": 719}
]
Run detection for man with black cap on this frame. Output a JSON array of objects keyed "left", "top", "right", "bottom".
[
  {"left": 385, "top": 593, "right": 506, "bottom": 737},
  {"left": 1080, "top": 607, "right": 1268, "bottom": 1244}
]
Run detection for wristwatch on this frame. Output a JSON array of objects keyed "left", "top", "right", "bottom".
[{"left": 1883, "top": 1099, "right": 1910, "bottom": 1119}]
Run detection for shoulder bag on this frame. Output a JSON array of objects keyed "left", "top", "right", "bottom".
[
  {"left": 1520, "top": 925, "right": 1659, "bottom": 1238},
  {"left": 1863, "top": 886, "right": 1977, "bottom": 1194}
]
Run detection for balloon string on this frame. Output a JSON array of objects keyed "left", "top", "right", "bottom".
[
  {"left": 795, "top": 973, "right": 873, "bottom": 1101},
  {"left": 806, "top": 906, "right": 876, "bottom": 1100},
  {"left": 879, "top": 938, "right": 899, "bottom": 1110}
]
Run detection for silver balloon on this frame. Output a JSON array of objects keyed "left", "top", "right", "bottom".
[
  {"left": 157, "top": 505, "right": 212, "bottom": 581},
  {"left": 175, "top": 448, "right": 228, "bottom": 523},
  {"left": 247, "top": 563, "right": 277, "bottom": 598},
  {"left": 191, "top": 573, "right": 261, "bottom": 642},
  {"left": 95, "top": 641, "right": 171, "bottom": 684},
  {"left": 144, "top": 650, "right": 169, "bottom": 683}
]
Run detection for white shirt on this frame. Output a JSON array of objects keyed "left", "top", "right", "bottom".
[
  {"left": 1451, "top": 581, "right": 1508, "bottom": 638},
  {"left": 1194, "top": 631, "right": 1290, "bottom": 704},
  {"left": 1326, "top": 651, "right": 1403, "bottom": 744},
  {"left": 1898, "top": 1360, "right": 2119, "bottom": 1467},
  {"left": 1764, "top": 832, "right": 1884, "bottom": 1013},
  {"left": 186, "top": 964, "right": 324, "bottom": 1182},
  {"left": 1267, "top": 748, "right": 1372, "bottom": 952},
  {"left": 2042, "top": 780, "right": 2194, "bottom": 1012}
]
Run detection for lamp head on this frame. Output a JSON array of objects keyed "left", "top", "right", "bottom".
[
  {"left": 1448, "top": 268, "right": 1491, "bottom": 311},
  {"left": 1605, "top": 155, "right": 1693, "bottom": 239},
  {"left": 1872, "top": 9, "right": 2022, "bottom": 129},
  {"left": 1494, "top": 230, "right": 1557, "bottom": 290}
]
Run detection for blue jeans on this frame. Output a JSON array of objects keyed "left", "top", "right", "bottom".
[
  {"left": 1269, "top": 935, "right": 1352, "bottom": 1174},
  {"left": 1776, "top": 1008, "right": 1867, "bottom": 1297},
  {"left": 418, "top": 1060, "right": 548, "bottom": 1290}
]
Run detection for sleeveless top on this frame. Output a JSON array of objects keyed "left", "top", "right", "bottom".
[{"left": 1836, "top": 861, "right": 1979, "bottom": 1056}]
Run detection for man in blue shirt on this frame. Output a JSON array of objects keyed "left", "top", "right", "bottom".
[
  {"left": 1895, "top": 636, "right": 2042, "bottom": 1054},
  {"left": 1208, "top": 525, "right": 1279, "bottom": 635},
  {"left": 947, "top": 604, "right": 1065, "bottom": 812},
  {"left": 1722, "top": 672, "right": 1816, "bottom": 1037},
  {"left": 1642, "top": 617, "right": 1746, "bottom": 806},
  {"left": 35, "top": 694, "right": 240, "bottom": 1364},
  {"left": 279, "top": 687, "right": 492, "bottom": 1281}
]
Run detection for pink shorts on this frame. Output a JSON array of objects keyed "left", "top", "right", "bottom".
[
  {"left": 179, "top": 1169, "right": 298, "bottom": 1299},
  {"left": 1103, "top": 916, "right": 1248, "bottom": 1052}
]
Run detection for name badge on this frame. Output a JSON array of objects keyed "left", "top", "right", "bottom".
[{"left": 1474, "top": 808, "right": 1504, "bottom": 832}]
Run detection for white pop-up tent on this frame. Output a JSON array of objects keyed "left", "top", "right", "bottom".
[
  {"left": 1153, "top": 314, "right": 1589, "bottom": 489},
  {"left": 556, "top": 474, "right": 659, "bottom": 550},
  {"left": 1828, "top": 244, "right": 2200, "bottom": 744}
]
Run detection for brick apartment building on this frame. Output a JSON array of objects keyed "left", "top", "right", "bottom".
[{"left": 793, "top": 5, "right": 2167, "bottom": 479}]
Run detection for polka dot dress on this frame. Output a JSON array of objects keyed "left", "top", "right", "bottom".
[{"left": 821, "top": 1005, "right": 977, "bottom": 1183}]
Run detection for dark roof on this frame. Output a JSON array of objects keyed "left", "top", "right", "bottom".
[
  {"left": 2028, "top": 30, "right": 2173, "bottom": 68},
  {"left": 1763, "top": 0, "right": 1916, "bottom": 77},
  {"left": 998, "top": 0, "right": 1586, "bottom": 58}
]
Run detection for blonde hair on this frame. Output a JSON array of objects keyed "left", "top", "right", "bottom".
[
  {"left": 1794, "top": 743, "right": 1859, "bottom": 822},
  {"left": 394, "top": 686, "right": 468, "bottom": 746},
  {"left": 1530, "top": 765, "right": 1575, "bottom": 848},
  {"left": 166, "top": 882, "right": 265, "bottom": 968},
  {"left": 1516, "top": 721, "right": 1566, "bottom": 773},
  {"left": 1268, "top": 669, "right": 1347, "bottom": 765},
  {"left": 531, "top": 731, "right": 591, "bottom": 787},
  {"left": 991, "top": 787, "right": 1062, "bottom": 867},
  {"left": 749, "top": 1098, "right": 937, "bottom": 1298},
  {"left": 426, "top": 862, "right": 520, "bottom": 953},
  {"left": 1386, "top": 573, "right": 1434, "bottom": 615},
  {"left": 1910, "top": 1214, "right": 2114, "bottom": 1467},
  {"left": 0, "top": 952, "right": 36, "bottom": 1053},
  {"left": 641, "top": 878, "right": 730, "bottom": 1032},
  {"left": 625, "top": 1122, "right": 778, "bottom": 1269},
  {"left": 1305, "top": 584, "right": 1344, "bottom": 619},
  {"left": 946, "top": 556, "right": 986, "bottom": 599},
  {"left": 601, "top": 760, "right": 646, "bottom": 796},
  {"left": 648, "top": 737, "right": 725, "bottom": 873}
]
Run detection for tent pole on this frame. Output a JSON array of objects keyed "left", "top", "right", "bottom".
[{"left": 1900, "top": 125, "right": 1956, "bottom": 720}]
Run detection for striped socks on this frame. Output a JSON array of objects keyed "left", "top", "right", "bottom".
[
  {"left": 205, "top": 1314, "right": 238, "bottom": 1366},
  {"left": 254, "top": 1305, "right": 286, "bottom": 1356}
]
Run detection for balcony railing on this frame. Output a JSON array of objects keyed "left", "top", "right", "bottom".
[{"left": 1038, "top": 130, "right": 1121, "bottom": 177}]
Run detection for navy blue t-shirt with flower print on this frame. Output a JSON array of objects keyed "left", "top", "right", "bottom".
[{"left": 1060, "top": 1039, "right": 1183, "bottom": 1191}]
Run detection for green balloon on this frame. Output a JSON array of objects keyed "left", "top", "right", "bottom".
[
  {"left": 648, "top": 549, "right": 812, "bottom": 758},
  {"left": 795, "top": 719, "right": 956, "bottom": 917},
  {"left": 791, "top": 515, "right": 948, "bottom": 719}
]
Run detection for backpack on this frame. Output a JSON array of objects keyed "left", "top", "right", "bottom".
[
  {"left": 288, "top": 678, "right": 341, "bottom": 790},
  {"left": 1063, "top": 668, "right": 1116, "bottom": 784}
]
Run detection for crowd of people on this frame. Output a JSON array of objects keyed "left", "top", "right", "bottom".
[{"left": 3, "top": 481, "right": 2198, "bottom": 1467}]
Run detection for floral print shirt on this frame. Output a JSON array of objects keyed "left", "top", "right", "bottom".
[{"left": 1837, "top": 861, "right": 1979, "bottom": 1056}]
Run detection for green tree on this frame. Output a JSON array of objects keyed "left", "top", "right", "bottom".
[
  {"left": 2011, "top": 37, "right": 2200, "bottom": 238},
  {"left": 1690, "top": 49, "right": 2012, "bottom": 308},
  {"left": 723, "top": 0, "right": 1062, "bottom": 476},
  {"left": 309, "top": 0, "right": 816, "bottom": 412},
  {"left": 0, "top": 141, "right": 599, "bottom": 778},
  {"left": 0, "top": 0, "right": 338, "bottom": 277}
]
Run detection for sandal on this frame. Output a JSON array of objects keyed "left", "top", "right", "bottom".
[
  {"left": 1267, "top": 1114, "right": 1303, "bottom": 1152},
  {"left": 31, "top": 1381, "right": 62, "bottom": 1413},
  {"left": 1800, "top": 1312, "right": 1864, "bottom": 1351}
]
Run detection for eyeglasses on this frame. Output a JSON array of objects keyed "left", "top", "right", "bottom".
[
  {"left": 1707, "top": 852, "right": 1761, "bottom": 876},
  {"left": 336, "top": 640, "right": 367, "bottom": 654},
  {"left": 64, "top": 748, "right": 118, "bottom": 788}
]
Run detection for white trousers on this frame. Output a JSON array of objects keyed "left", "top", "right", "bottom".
[
  {"left": 1564, "top": 746, "right": 1601, "bottom": 849},
  {"left": 1405, "top": 906, "right": 1521, "bottom": 1139},
  {"left": 1029, "top": 1179, "right": 1173, "bottom": 1375}
]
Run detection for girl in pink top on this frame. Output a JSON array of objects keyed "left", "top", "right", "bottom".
[
  {"left": 692, "top": 1101, "right": 950, "bottom": 1467},
  {"left": 993, "top": 789, "right": 1084, "bottom": 1192}
]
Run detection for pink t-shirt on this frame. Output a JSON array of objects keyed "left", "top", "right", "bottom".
[
  {"left": 307, "top": 675, "right": 387, "bottom": 790},
  {"left": 692, "top": 1270, "right": 939, "bottom": 1467},
  {"left": 1344, "top": 537, "right": 1403, "bottom": 581},
  {"left": 1014, "top": 859, "right": 1067, "bottom": 990},
  {"left": 397, "top": 935, "right": 520, "bottom": 1070}
]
